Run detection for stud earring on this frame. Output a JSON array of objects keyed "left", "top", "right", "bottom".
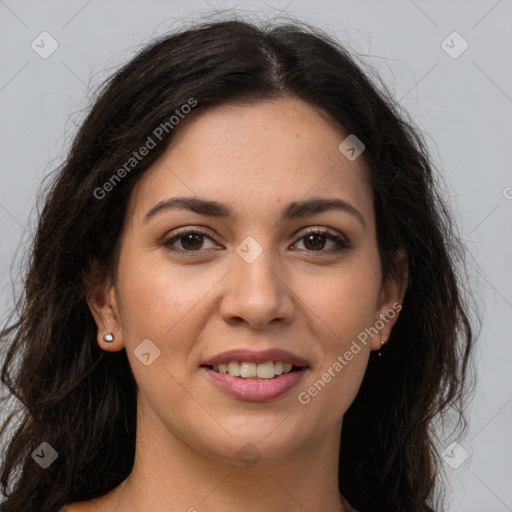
[
  {"left": 103, "top": 333, "right": 114, "bottom": 343},
  {"left": 378, "top": 336, "right": 386, "bottom": 357}
]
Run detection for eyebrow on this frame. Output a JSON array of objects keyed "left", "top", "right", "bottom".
[{"left": 144, "top": 196, "right": 366, "bottom": 230}]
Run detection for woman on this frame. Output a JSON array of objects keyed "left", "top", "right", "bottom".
[{"left": 0, "top": 18, "right": 477, "bottom": 512}]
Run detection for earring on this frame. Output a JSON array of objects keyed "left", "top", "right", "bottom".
[
  {"left": 378, "top": 336, "right": 386, "bottom": 357},
  {"left": 103, "top": 333, "right": 115, "bottom": 343}
]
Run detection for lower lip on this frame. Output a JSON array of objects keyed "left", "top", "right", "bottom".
[{"left": 201, "top": 367, "right": 309, "bottom": 401}]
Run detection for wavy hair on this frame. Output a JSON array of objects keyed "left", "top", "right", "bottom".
[{"left": 0, "top": 18, "right": 478, "bottom": 512}]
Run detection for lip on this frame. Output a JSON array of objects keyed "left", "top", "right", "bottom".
[
  {"left": 202, "top": 366, "right": 310, "bottom": 401},
  {"left": 201, "top": 348, "right": 309, "bottom": 367}
]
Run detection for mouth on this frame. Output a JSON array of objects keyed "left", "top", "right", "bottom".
[
  {"left": 200, "top": 362, "right": 307, "bottom": 380},
  {"left": 199, "top": 348, "right": 310, "bottom": 400}
]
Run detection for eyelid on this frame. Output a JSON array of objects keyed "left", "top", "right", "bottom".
[
  {"left": 163, "top": 226, "right": 219, "bottom": 251},
  {"left": 294, "top": 226, "right": 347, "bottom": 240},
  {"left": 292, "top": 227, "right": 352, "bottom": 250},
  {"left": 162, "top": 225, "right": 351, "bottom": 252}
]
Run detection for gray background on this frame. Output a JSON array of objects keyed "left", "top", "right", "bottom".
[{"left": 0, "top": 0, "right": 511, "bottom": 510}]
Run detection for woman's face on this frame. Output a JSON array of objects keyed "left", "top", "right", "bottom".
[{"left": 91, "top": 97, "right": 404, "bottom": 465}]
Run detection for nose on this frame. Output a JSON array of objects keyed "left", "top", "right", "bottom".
[{"left": 219, "top": 242, "right": 295, "bottom": 330}]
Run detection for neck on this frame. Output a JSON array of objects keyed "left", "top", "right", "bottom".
[{"left": 97, "top": 397, "right": 348, "bottom": 511}]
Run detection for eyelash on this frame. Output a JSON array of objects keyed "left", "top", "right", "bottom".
[{"left": 162, "top": 227, "right": 351, "bottom": 254}]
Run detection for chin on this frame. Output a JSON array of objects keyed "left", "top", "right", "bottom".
[{"left": 196, "top": 426, "right": 308, "bottom": 466}]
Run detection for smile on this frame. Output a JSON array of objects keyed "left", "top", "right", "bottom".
[
  {"left": 207, "top": 360, "right": 298, "bottom": 379},
  {"left": 201, "top": 365, "right": 309, "bottom": 401}
]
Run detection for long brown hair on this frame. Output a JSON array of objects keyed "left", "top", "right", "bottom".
[{"left": 0, "top": 18, "right": 478, "bottom": 511}]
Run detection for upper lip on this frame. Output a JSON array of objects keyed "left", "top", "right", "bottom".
[{"left": 201, "top": 348, "right": 309, "bottom": 367}]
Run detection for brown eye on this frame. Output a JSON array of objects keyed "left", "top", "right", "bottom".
[
  {"left": 302, "top": 233, "right": 327, "bottom": 251},
  {"left": 164, "top": 228, "right": 217, "bottom": 251},
  {"left": 178, "top": 233, "right": 205, "bottom": 250},
  {"left": 293, "top": 229, "right": 351, "bottom": 252}
]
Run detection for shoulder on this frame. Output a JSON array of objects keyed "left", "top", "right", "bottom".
[{"left": 340, "top": 494, "right": 359, "bottom": 512}]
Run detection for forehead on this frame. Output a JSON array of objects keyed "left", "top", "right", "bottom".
[{"left": 127, "top": 98, "right": 373, "bottom": 226}]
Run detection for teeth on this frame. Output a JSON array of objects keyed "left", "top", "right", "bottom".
[
  {"left": 240, "top": 362, "right": 257, "bottom": 378},
  {"left": 211, "top": 361, "right": 298, "bottom": 379},
  {"left": 257, "top": 361, "right": 274, "bottom": 379},
  {"left": 227, "top": 361, "right": 240, "bottom": 376}
]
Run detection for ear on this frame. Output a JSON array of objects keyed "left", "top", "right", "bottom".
[
  {"left": 370, "top": 248, "right": 408, "bottom": 351},
  {"left": 86, "top": 266, "right": 124, "bottom": 352}
]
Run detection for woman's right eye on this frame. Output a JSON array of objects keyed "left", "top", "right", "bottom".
[{"left": 163, "top": 228, "right": 218, "bottom": 252}]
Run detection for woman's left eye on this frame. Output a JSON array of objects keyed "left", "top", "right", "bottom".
[
  {"left": 163, "top": 228, "right": 351, "bottom": 253},
  {"left": 292, "top": 229, "right": 351, "bottom": 252}
]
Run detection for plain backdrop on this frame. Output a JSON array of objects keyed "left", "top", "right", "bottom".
[{"left": 0, "top": 1, "right": 511, "bottom": 510}]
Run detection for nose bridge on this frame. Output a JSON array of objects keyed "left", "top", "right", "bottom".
[{"left": 219, "top": 235, "right": 294, "bottom": 328}]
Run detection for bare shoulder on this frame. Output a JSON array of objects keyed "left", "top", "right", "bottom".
[
  {"left": 340, "top": 493, "right": 359, "bottom": 512},
  {"left": 59, "top": 505, "right": 80, "bottom": 512},
  {"left": 60, "top": 480, "right": 126, "bottom": 511},
  {"left": 59, "top": 500, "right": 98, "bottom": 512}
]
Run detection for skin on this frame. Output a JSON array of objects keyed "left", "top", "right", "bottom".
[{"left": 83, "top": 97, "right": 407, "bottom": 512}]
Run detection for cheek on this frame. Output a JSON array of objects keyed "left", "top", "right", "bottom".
[
  {"left": 115, "top": 259, "right": 206, "bottom": 415},
  {"left": 296, "top": 258, "right": 381, "bottom": 339},
  {"left": 291, "top": 260, "right": 378, "bottom": 415},
  {"left": 296, "top": 343, "right": 369, "bottom": 433},
  {"left": 116, "top": 252, "right": 217, "bottom": 340},
  {"left": 115, "top": 253, "right": 229, "bottom": 398}
]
